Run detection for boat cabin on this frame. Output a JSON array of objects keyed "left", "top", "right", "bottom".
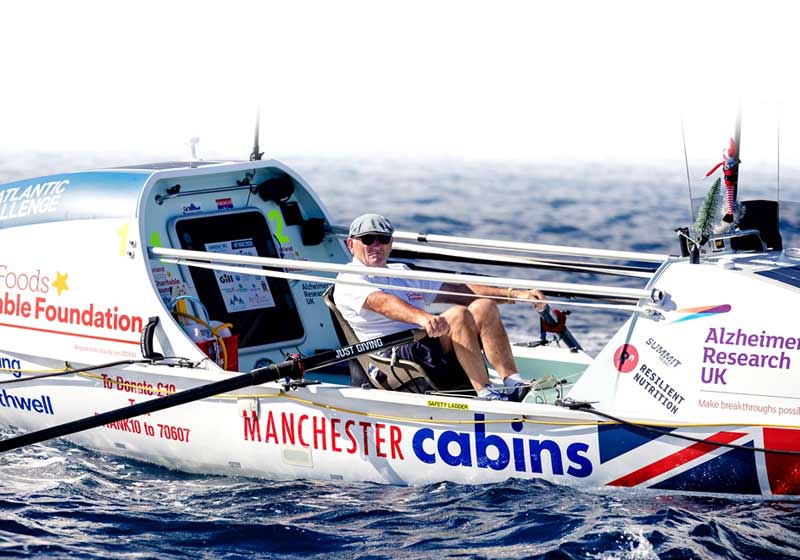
[{"left": 0, "top": 160, "right": 351, "bottom": 376}]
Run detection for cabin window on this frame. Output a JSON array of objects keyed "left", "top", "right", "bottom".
[{"left": 170, "top": 209, "right": 304, "bottom": 348}]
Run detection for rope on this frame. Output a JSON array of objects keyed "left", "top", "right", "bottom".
[
  {"left": 559, "top": 399, "right": 800, "bottom": 456},
  {"left": 0, "top": 366, "right": 70, "bottom": 375},
  {"left": 76, "top": 371, "right": 795, "bottom": 436},
  {"left": 10, "top": 368, "right": 799, "bottom": 457},
  {"left": 0, "top": 360, "right": 157, "bottom": 385},
  {"left": 0, "top": 357, "right": 195, "bottom": 386},
  {"left": 275, "top": 392, "right": 595, "bottom": 426}
]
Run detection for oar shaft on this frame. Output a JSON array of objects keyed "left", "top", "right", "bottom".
[
  {"left": 325, "top": 225, "right": 669, "bottom": 263},
  {"left": 165, "top": 259, "right": 647, "bottom": 313},
  {"left": 151, "top": 247, "right": 660, "bottom": 302},
  {"left": 391, "top": 242, "right": 657, "bottom": 277},
  {"left": 393, "top": 232, "right": 669, "bottom": 263},
  {"left": 0, "top": 365, "right": 282, "bottom": 453},
  {"left": 0, "top": 329, "right": 424, "bottom": 453}
]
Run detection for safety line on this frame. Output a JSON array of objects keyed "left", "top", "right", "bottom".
[
  {"left": 10, "top": 371, "right": 800, "bottom": 436},
  {"left": 68, "top": 372, "right": 800, "bottom": 432}
]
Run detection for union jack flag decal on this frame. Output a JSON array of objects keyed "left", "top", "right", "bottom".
[{"left": 598, "top": 424, "right": 800, "bottom": 496}]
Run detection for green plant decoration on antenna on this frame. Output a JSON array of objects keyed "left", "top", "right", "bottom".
[{"left": 693, "top": 177, "right": 722, "bottom": 244}]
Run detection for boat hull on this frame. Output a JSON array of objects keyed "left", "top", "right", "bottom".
[
  {"left": 1, "top": 158, "right": 797, "bottom": 499},
  {"left": 1, "top": 366, "right": 796, "bottom": 497}
]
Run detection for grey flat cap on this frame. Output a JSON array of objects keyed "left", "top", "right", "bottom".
[{"left": 348, "top": 213, "right": 395, "bottom": 237}]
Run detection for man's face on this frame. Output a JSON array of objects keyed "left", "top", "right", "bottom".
[{"left": 347, "top": 233, "right": 393, "bottom": 267}]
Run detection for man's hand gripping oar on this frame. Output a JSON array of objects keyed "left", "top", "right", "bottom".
[{"left": 0, "top": 329, "right": 426, "bottom": 453}]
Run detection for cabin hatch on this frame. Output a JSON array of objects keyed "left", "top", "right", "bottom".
[{"left": 169, "top": 208, "right": 305, "bottom": 349}]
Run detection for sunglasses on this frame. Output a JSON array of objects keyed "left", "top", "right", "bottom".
[{"left": 356, "top": 234, "right": 392, "bottom": 245}]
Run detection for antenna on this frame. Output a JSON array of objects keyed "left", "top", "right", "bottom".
[
  {"left": 732, "top": 101, "right": 742, "bottom": 203},
  {"left": 188, "top": 137, "right": 200, "bottom": 159},
  {"left": 777, "top": 101, "right": 781, "bottom": 203},
  {"left": 718, "top": 103, "right": 742, "bottom": 224},
  {"left": 187, "top": 137, "right": 201, "bottom": 168},
  {"left": 680, "top": 114, "right": 694, "bottom": 221},
  {"left": 250, "top": 105, "right": 263, "bottom": 161}
]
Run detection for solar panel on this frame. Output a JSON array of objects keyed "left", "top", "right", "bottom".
[
  {"left": 105, "top": 161, "right": 229, "bottom": 170},
  {"left": 756, "top": 265, "right": 800, "bottom": 288}
]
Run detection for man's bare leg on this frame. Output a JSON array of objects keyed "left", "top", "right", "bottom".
[
  {"left": 467, "top": 299, "right": 517, "bottom": 380},
  {"left": 437, "top": 306, "right": 490, "bottom": 391}
]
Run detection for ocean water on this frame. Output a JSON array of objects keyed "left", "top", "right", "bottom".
[{"left": 1, "top": 154, "right": 799, "bottom": 559}]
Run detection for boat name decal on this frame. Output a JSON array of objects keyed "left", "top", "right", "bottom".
[
  {"left": 242, "top": 410, "right": 404, "bottom": 459},
  {"left": 633, "top": 364, "right": 685, "bottom": 414},
  {"left": 645, "top": 338, "right": 682, "bottom": 368},
  {"left": 0, "top": 180, "right": 69, "bottom": 222},
  {"left": 0, "top": 389, "right": 54, "bottom": 415},
  {"left": 412, "top": 414, "right": 593, "bottom": 477}
]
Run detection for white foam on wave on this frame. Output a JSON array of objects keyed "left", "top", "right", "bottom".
[{"left": 595, "top": 527, "right": 658, "bottom": 560}]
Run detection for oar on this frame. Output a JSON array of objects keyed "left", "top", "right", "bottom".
[
  {"left": 151, "top": 246, "right": 659, "bottom": 303},
  {"left": 390, "top": 244, "right": 657, "bottom": 277},
  {"left": 323, "top": 225, "right": 670, "bottom": 263},
  {"left": 0, "top": 329, "right": 425, "bottom": 453}
]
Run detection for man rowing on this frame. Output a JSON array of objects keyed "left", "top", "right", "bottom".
[{"left": 334, "top": 213, "right": 547, "bottom": 401}]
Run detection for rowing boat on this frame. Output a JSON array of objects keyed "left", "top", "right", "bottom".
[{"left": 0, "top": 125, "right": 798, "bottom": 498}]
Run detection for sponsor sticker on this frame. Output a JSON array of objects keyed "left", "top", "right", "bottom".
[
  {"left": 669, "top": 304, "right": 731, "bottom": 324},
  {"left": 613, "top": 344, "right": 639, "bottom": 373},
  {"left": 645, "top": 337, "right": 682, "bottom": 368},
  {"left": 0, "top": 390, "right": 55, "bottom": 415},
  {"left": 632, "top": 363, "right": 685, "bottom": 414},
  {"left": 216, "top": 198, "right": 234, "bottom": 210}
]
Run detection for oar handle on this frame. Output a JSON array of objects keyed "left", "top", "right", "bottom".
[{"left": 0, "top": 329, "right": 425, "bottom": 454}]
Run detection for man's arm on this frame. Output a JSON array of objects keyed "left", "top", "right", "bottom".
[
  {"left": 434, "top": 283, "right": 547, "bottom": 311},
  {"left": 364, "top": 291, "right": 450, "bottom": 337}
]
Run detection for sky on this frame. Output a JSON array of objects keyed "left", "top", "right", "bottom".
[{"left": 1, "top": 1, "right": 799, "bottom": 167}]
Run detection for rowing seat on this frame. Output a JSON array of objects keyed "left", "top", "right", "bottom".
[{"left": 322, "top": 285, "right": 439, "bottom": 393}]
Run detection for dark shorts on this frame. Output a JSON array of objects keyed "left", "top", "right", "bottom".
[{"left": 395, "top": 337, "right": 472, "bottom": 391}]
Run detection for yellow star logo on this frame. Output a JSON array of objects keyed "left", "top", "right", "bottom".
[{"left": 53, "top": 272, "right": 69, "bottom": 296}]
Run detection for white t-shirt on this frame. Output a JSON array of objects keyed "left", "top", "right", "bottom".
[{"left": 335, "top": 260, "right": 441, "bottom": 341}]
